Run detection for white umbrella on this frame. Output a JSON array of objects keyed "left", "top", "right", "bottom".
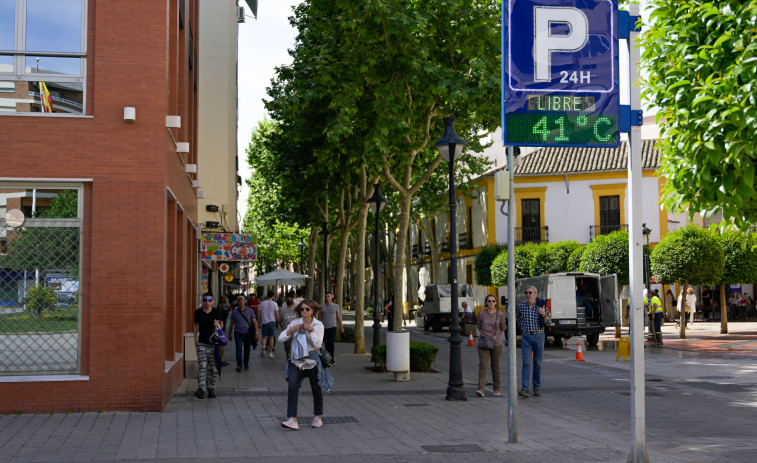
[{"left": 254, "top": 269, "right": 310, "bottom": 286}]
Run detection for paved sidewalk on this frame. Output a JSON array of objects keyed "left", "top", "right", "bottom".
[{"left": 1, "top": 319, "right": 756, "bottom": 462}]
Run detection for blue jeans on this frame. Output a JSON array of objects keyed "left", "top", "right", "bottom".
[
  {"left": 521, "top": 332, "right": 545, "bottom": 391},
  {"left": 234, "top": 331, "right": 251, "bottom": 368},
  {"left": 286, "top": 363, "right": 323, "bottom": 418}
]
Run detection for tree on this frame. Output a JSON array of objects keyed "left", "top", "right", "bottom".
[
  {"left": 650, "top": 225, "right": 724, "bottom": 338},
  {"left": 640, "top": 0, "right": 757, "bottom": 229},
  {"left": 580, "top": 231, "right": 629, "bottom": 338},
  {"left": 717, "top": 230, "right": 757, "bottom": 334},
  {"left": 490, "top": 243, "right": 540, "bottom": 288},
  {"left": 531, "top": 240, "right": 580, "bottom": 276},
  {"left": 474, "top": 244, "right": 505, "bottom": 287}
]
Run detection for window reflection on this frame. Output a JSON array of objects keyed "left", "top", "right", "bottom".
[
  {"left": 26, "top": 0, "right": 82, "bottom": 53},
  {"left": 0, "top": 81, "right": 83, "bottom": 114},
  {"left": 25, "top": 56, "right": 82, "bottom": 77},
  {"left": 0, "top": 0, "right": 14, "bottom": 50}
]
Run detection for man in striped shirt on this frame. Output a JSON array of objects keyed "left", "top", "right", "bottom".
[{"left": 517, "top": 286, "right": 550, "bottom": 397}]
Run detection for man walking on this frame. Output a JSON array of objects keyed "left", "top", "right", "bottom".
[
  {"left": 517, "top": 286, "right": 549, "bottom": 397},
  {"left": 193, "top": 293, "right": 225, "bottom": 399},
  {"left": 321, "top": 291, "right": 344, "bottom": 362},
  {"left": 259, "top": 291, "right": 279, "bottom": 358}
]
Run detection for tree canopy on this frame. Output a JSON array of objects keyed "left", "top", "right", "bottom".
[
  {"left": 649, "top": 225, "right": 724, "bottom": 285},
  {"left": 580, "top": 230, "right": 629, "bottom": 285},
  {"left": 640, "top": 0, "right": 757, "bottom": 228}
]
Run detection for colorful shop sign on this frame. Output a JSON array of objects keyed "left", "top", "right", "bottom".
[{"left": 201, "top": 234, "right": 257, "bottom": 261}]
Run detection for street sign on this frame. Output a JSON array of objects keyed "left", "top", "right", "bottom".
[{"left": 502, "top": 0, "right": 619, "bottom": 147}]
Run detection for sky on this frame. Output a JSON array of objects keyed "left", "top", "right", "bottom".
[{"left": 236, "top": 0, "right": 303, "bottom": 220}]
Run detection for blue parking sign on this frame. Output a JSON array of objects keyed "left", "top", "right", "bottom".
[{"left": 503, "top": 0, "right": 619, "bottom": 147}]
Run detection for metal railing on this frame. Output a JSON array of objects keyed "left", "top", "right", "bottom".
[
  {"left": 589, "top": 224, "right": 628, "bottom": 240},
  {"left": 0, "top": 217, "right": 81, "bottom": 375},
  {"left": 515, "top": 226, "right": 549, "bottom": 245}
]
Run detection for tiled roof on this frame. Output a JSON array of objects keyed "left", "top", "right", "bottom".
[{"left": 514, "top": 139, "right": 660, "bottom": 176}]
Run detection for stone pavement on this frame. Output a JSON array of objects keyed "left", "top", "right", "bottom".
[{"left": 1, "top": 319, "right": 757, "bottom": 462}]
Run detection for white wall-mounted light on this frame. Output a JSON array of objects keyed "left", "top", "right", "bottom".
[
  {"left": 197, "top": 191, "right": 206, "bottom": 199},
  {"left": 165, "top": 115, "right": 181, "bottom": 128},
  {"left": 192, "top": 180, "right": 202, "bottom": 188},
  {"left": 123, "top": 107, "right": 136, "bottom": 122},
  {"left": 185, "top": 164, "right": 197, "bottom": 173},
  {"left": 176, "top": 142, "right": 190, "bottom": 153}
]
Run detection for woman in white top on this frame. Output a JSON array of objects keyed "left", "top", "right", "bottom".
[
  {"left": 686, "top": 287, "right": 697, "bottom": 325},
  {"left": 278, "top": 299, "right": 325, "bottom": 430}
]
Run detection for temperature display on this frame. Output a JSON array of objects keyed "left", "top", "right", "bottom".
[{"left": 505, "top": 113, "right": 617, "bottom": 146}]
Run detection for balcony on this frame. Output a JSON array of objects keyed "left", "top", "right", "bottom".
[
  {"left": 515, "top": 226, "right": 549, "bottom": 245},
  {"left": 589, "top": 224, "right": 628, "bottom": 241}
]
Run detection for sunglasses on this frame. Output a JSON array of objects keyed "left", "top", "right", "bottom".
[
  {"left": 525, "top": 291, "right": 534, "bottom": 295},
  {"left": 301, "top": 306, "right": 312, "bottom": 312},
  {"left": 486, "top": 299, "right": 496, "bottom": 303},
  {"left": 203, "top": 297, "right": 213, "bottom": 302}
]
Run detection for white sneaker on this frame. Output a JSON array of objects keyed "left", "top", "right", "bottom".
[
  {"left": 281, "top": 418, "right": 299, "bottom": 430},
  {"left": 268, "top": 352, "right": 274, "bottom": 358},
  {"left": 311, "top": 416, "right": 322, "bottom": 428}
]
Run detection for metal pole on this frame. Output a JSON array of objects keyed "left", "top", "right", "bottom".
[
  {"left": 626, "top": 4, "right": 649, "bottom": 462},
  {"left": 372, "top": 208, "right": 381, "bottom": 352},
  {"left": 506, "top": 145, "right": 518, "bottom": 442},
  {"left": 446, "top": 144, "right": 466, "bottom": 401}
]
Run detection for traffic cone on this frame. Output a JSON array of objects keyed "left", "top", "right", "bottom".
[
  {"left": 574, "top": 342, "right": 586, "bottom": 361},
  {"left": 467, "top": 331, "right": 476, "bottom": 346}
]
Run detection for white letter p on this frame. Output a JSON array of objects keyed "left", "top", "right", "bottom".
[{"left": 534, "top": 7, "right": 588, "bottom": 82}]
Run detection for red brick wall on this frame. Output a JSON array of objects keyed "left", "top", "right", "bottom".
[{"left": 0, "top": 0, "right": 200, "bottom": 413}]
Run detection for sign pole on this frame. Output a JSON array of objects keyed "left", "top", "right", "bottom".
[
  {"left": 626, "top": 4, "right": 649, "bottom": 462},
  {"left": 506, "top": 145, "right": 518, "bottom": 443}
]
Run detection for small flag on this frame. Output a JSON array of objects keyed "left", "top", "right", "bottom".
[{"left": 39, "top": 81, "right": 53, "bottom": 113}]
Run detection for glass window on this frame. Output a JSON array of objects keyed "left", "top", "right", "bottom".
[
  {"left": 26, "top": 0, "right": 82, "bottom": 53},
  {"left": 0, "top": 185, "right": 82, "bottom": 375},
  {"left": 0, "top": 0, "right": 86, "bottom": 115}
]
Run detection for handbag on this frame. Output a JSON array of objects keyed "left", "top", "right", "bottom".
[
  {"left": 478, "top": 310, "right": 499, "bottom": 349},
  {"left": 319, "top": 348, "right": 334, "bottom": 368},
  {"left": 209, "top": 326, "right": 227, "bottom": 346}
]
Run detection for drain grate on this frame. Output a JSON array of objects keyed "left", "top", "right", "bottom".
[
  {"left": 404, "top": 403, "right": 430, "bottom": 407},
  {"left": 697, "top": 376, "right": 733, "bottom": 380},
  {"left": 284, "top": 416, "right": 358, "bottom": 424},
  {"left": 422, "top": 444, "right": 484, "bottom": 453}
]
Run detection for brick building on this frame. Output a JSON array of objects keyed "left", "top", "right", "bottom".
[{"left": 0, "top": 0, "right": 204, "bottom": 412}]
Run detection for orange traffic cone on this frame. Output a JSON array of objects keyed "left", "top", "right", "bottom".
[
  {"left": 574, "top": 342, "right": 586, "bottom": 362},
  {"left": 467, "top": 331, "right": 476, "bottom": 346}
]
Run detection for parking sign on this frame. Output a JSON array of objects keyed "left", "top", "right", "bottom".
[{"left": 503, "top": 0, "right": 619, "bottom": 147}]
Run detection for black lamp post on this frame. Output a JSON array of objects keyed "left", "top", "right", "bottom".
[
  {"left": 366, "top": 183, "right": 388, "bottom": 352},
  {"left": 642, "top": 223, "right": 651, "bottom": 291},
  {"left": 318, "top": 222, "right": 331, "bottom": 301},
  {"left": 297, "top": 238, "right": 306, "bottom": 275},
  {"left": 434, "top": 116, "right": 468, "bottom": 401}
]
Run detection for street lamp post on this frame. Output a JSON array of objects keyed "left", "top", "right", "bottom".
[
  {"left": 318, "top": 222, "right": 331, "bottom": 301},
  {"left": 297, "top": 238, "right": 306, "bottom": 275},
  {"left": 366, "top": 184, "right": 388, "bottom": 352},
  {"left": 434, "top": 116, "right": 468, "bottom": 401}
]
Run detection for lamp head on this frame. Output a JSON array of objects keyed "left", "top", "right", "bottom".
[
  {"left": 366, "top": 183, "right": 388, "bottom": 213},
  {"left": 434, "top": 116, "right": 468, "bottom": 162}
]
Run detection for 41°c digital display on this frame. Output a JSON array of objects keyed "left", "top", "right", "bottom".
[{"left": 505, "top": 113, "right": 618, "bottom": 146}]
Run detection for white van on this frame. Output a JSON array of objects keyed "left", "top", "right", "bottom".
[{"left": 514, "top": 272, "right": 620, "bottom": 347}]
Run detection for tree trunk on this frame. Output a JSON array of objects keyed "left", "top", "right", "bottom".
[
  {"left": 720, "top": 281, "right": 728, "bottom": 334},
  {"left": 679, "top": 279, "right": 689, "bottom": 339},
  {"left": 353, "top": 201, "right": 370, "bottom": 354},
  {"left": 307, "top": 226, "right": 318, "bottom": 299},
  {"left": 393, "top": 189, "right": 413, "bottom": 331}
]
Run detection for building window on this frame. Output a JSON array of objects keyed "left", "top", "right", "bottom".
[
  {"left": 0, "top": 184, "right": 82, "bottom": 375},
  {"left": 0, "top": 0, "right": 87, "bottom": 115},
  {"left": 599, "top": 195, "right": 621, "bottom": 234},
  {"left": 521, "top": 198, "right": 541, "bottom": 242}
]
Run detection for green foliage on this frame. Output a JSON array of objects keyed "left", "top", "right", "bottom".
[
  {"left": 650, "top": 225, "right": 724, "bottom": 285},
  {"left": 474, "top": 244, "right": 506, "bottom": 286},
  {"left": 338, "top": 325, "right": 356, "bottom": 343},
  {"left": 640, "top": 0, "right": 757, "bottom": 229},
  {"left": 530, "top": 241, "right": 580, "bottom": 276},
  {"left": 718, "top": 230, "right": 757, "bottom": 284},
  {"left": 25, "top": 284, "right": 57, "bottom": 316},
  {"left": 580, "top": 230, "right": 629, "bottom": 285},
  {"left": 39, "top": 190, "right": 78, "bottom": 218},
  {"left": 370, "top": 341, "right": 439, "bottom": 372},
  {"left": 491, "top": 242, "right": 540, "bottom": 287},
  {"left": 567, "top": 246, "right": 585, "bottom": 272}
]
